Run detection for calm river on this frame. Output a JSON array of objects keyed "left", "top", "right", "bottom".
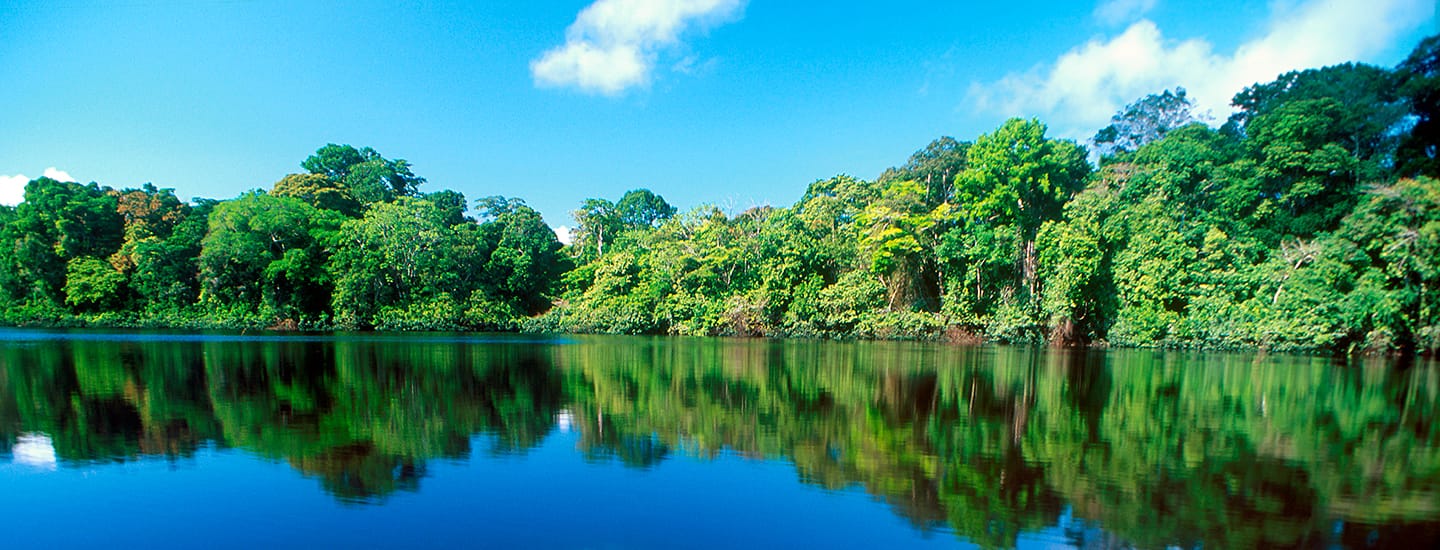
[{"left": 1, "top": 328, "right": 1437, "bottom": 548}]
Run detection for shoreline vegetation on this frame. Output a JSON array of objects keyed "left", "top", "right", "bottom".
[{"left": 4, "top": 35, "right": 1440, "bottom": 356}]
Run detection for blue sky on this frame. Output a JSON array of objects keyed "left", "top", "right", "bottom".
[{"left": 2, "top": 0, "right": 1436, "bottom": 231}]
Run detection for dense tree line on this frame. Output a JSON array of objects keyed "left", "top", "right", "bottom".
[
  {"left": 3, "top": 35, "right": 1439, "bottom": 354},
  {"left": 540, "top": 35, "right": 1440, "bottom": 355},
  {"left": 0, "top": 144, "right": 568, "bottom": 331}
]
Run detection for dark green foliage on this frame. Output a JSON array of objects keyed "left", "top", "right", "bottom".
[
  {"left": 1397, "top": 35, "right": 1440, "bottom": 178},
  {"left": 327, "top": 194, "right": 567, "bottom": 330},
  {"left": 615, "top": 188, "right": 676, "bottom": 228},
  {"left": 477, "top": 201, "right": 569, "bottom": 315},
  {"left": 0, "top": 144, "right": 574, "bottom": 331},
  {"left": 21, "top": 178, "right": 124, "bottom": 260},
  {"left": 301, "top": 144, "right": 425, "bottom": 204},
  {"left": 328, "top": 197, "right": 465, "bottom": 329},
  {"left": 878, "top": 136, "right": 970, "bottom": 204},
  {"left": 0, "top": 177, "right": 124, "bottom": 317},
  {"left": 199, "top": 191, "right": 342, "bottom": 323}
]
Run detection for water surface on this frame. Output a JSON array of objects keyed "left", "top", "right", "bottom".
[{"left": 2, "top": 329, "right": 1437, "bottom": 548}]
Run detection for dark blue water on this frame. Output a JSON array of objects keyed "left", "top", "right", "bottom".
[
  {"left": 2, "top": 329, "right": 1437, "bottom": 548},
  {"left": 4, "top": 437, "right": 1018, "bottom": 548}
]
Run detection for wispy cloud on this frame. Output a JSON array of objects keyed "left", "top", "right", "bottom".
[
  {"left": 970, "top": 0, "right": 1434, "bottom": 138},
  {"left": 1, "top": 167, "right": 77, "bottom": 206},
  {"left": 531, "top": 0, "right": 745, "bottom": 96},
  {"left": 1094, "top": 0, "right": 1157, "bottom": 26}
]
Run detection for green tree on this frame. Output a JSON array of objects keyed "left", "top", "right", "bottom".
[
  {"left": 944, "top": 118, "right": 1089, "bottom": 336},
  {"left": 329, "top": 197, "right": 463, "bottom": 329},
  {"left": 271, "top": 173, "right": 361, "bottom": 216},
  {"left": 954, "top": 118, "right": 1090, "bottom": 239},
  {"left": 301, "top": 144, "right": 425, "bottom": 204},
  {"left": 108, "top": 184, "right": 195, "bottom": 311},
  {"left": 1123, "top": 123, "right": 1241, "bottom": 213},
  {"left": 63, "top": 256, "right": 126, "bottom": 311},
  {"left": 113, "top": 183, "right": 186, "bottom": 244},
  {"left": 1396, "top": 34, "right": 1440, "bottom": 178},
  {"left": 0, "top": 178, "right": 124, "bottom": 311},
  {"left": 878, "top": 136, "right": 970, "bottom": 204},
  {"left": 425, "top": 189, "right": 471, "bottom": 227},
  {"left": 128, "top": 198, "right": 213, "bottom": 311},
  {"left": 474, "top": 195, "right": 526, "bottom": 222},
  {"left": 1106, "top": 196, "right": 1199, "bottom": 345},
  {"left": 1243, "top": 98, "right": 1364, "bottom": 239},
  {"left": 1329, "top": 177, "right": 1440, "bottom": 353},
  {"left": 199, "top": 192, "right": 342, "bottom": 323},
  {"left": 572, "top": 198, "right": 620, "bottom": 258},
  {"left": 1225, "top": 63, "right": 1406, "bottom": 240},
  {"left": 858, "top": 179, "right": 949, "bottom": 311},
  {"left": 476, "top": 199, "right": 569, "bottom": 316},
  {"left": 1036, "top": 186, "right": 1117, "bottom": 343},
  {"left": 615, "top": 188, "right": 677, "bottom": 228}
]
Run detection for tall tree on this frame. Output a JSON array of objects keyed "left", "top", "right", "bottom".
[
  {"left": 474, "top": 195, "right": 527, "bottom": 222},
  {"left": 477, "top": 201, "right": 569, "bottom": 315},
  {"left": 109, "top": 184, "right": 192, "bottom": 310},
  {"left": 1227, "top": 62, "right": 1405, "bottom": 174},
  {"left": 0, "top": 178, "right": 124, "bottom": 309},
  {"left": 300, "top": 144, "right": 425, "bottom": 204},
  {"left": 1092, "top": 88, "right": 1201, "bottom": 159},
  {"left": 328, "top": 197, "right": 461, "bottom": 328},
  {"left": 18, "top": 178, "right": 123, "bottom": 261},
  {"left": 878, "top": 137, "right": 971, "bottom": 204},
  {"left": 951, "top": 118, "right": 1090, "bottom": 303},
  {"left": 128, "top": 198, "right": 213, "bottom": 310},
  {"left": 271, "top": 173, "right": 361, "bottom": 216},
  {"left": 199, "top": 192, "right": 342, "bottom": 321},
  {"left": 572, "top": 198, "right": 620, "bottom": 258},
  {"left": 858, "top": 179, "right": 948, "bottom": 311},
  {"left": 1223, "top": 63, "right": 1408, "bottom": 242},
  {"left": 1396, "top": 34, "right": 1440, "bottom": 178},
  {"left": 614, "top": 189, "right": 676, "bottom": 228}
]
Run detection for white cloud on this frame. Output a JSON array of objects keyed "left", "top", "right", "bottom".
[
  {"left": 1094, "top": 0, "right": 1157, "bottom": 26},
  {"left": 42, "top": 167, "right": 76, "bottom": 183},
  {"left": 0, "top": 174, "right": 27, "bottom": 206},
  {"left": 970, "top": 0, "right": 1434, "bottom": 138},
  {"left": 554, "top": 225, "right": 575, "bottom": 245},
  {"left": 0, "top": 167, "right": 78, "bottom": 206},
  {"left": 531, "top": 0, "right": 745, "bottom": 96}
]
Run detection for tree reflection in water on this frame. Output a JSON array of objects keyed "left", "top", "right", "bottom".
[{"left": 1, "top": 333, "right": 1437, "bottom": 546}]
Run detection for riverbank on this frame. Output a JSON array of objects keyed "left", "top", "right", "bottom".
[{"left": 5, "top": 309, "right": 1426, "bottom": 357}]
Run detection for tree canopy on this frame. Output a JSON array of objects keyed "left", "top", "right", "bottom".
[{"left": 3, "top": 34, "right": 1440, "bottom": 356}]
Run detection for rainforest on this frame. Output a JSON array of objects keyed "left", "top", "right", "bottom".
[{"left": 3, "top": 36, "right": 1439, "bottom": 356}]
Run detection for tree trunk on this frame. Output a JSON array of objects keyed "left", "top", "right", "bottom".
[{"left": 1021, "top": 239, "right": 1038, "bottom": 300}]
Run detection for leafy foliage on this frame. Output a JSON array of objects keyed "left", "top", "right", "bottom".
[{"left": 4, "top": 34, "right": 1440, "bottom": 356}]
